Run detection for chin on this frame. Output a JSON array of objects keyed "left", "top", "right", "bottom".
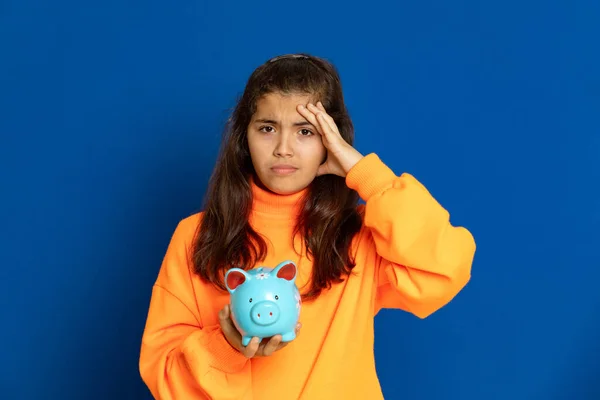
[
  {"left": 257, "top": 173, "right": 311, "bottom": 195},
  {"left": 267, "top": 182, "right": 304, "bottom": 195}
]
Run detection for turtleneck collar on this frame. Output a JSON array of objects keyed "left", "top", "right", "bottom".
[{"left": 250, "top": 175, "right": 308, "bottom": 219}]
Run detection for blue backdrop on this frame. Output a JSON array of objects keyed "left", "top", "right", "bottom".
[{"left": 1, "top": 1, "right": 599, "bottom": 399}]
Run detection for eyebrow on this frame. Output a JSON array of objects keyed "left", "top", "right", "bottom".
[{"left": 253, "top": 118, "right": 314, "bottom": 127}]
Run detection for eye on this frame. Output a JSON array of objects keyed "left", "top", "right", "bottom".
[
  {"left": 249, "top": 298, "right": 253, "bottom": 303},
  {"left": 259, "top": 126, "right": 274, "bottom": 133},
  {"left": 275, "top": 295, "right": 279, "bottom": 300},
  {"left": 299, "top": 129, "right": 313, "bottom": 136}
]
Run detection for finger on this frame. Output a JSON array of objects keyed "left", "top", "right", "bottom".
[
  {"left": 242, "top": 337, "right": 260, "bottom": 358},
  {"left": 307, "top": 105, "right": 337, "bottom": 142},
  {"left": 315, "top": 102, "right": 335, "bottom": 125},
  {"left": 261, "top": 335, "right": 282, "bottom": 357},
  {"left": 298, "top": 103, "right": 339, "bottom": 146},
  {"left": 308, "top": 103, "right": 338, "bottom": 134},
  {"left": 219, "top": 305, "right": 237, "bottom": 331},
  {"left": 296, "top": 104, "right": 324, "bottom": 136},
  {"left": 275, "top": 341, "right": 290, "bottom": 352},
  {"left": 218, "top": 304, "right": 230, "bottom": 320},
  {"left": 275, "top": 324, "right": 302, "bottom": 351},
  {"left": 218, "top": 305, "right": 233, "bottom": 332},
  {"left": 316, "top": 113, "right": 334, "bottom": 139},
  {"left": 219, "top": 304, "right": 246, "bottom": 350},
  {"left": 316, "top": 161, "right": 329, "bottom": 177}
]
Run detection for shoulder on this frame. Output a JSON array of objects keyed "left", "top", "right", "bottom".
[
  {"left": 168, "top": 211, "right": 204, "bottom": 250},
  {"left": 177, "top": 211, "right": 204, "bottom": 233},
  {"left": 156, "top": 212, "right": 206, "bottom": 282}
]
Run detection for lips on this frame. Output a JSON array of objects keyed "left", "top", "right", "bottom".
[
  {"left": 271, "top": 165, "right": 298, "bottom": 175},
  {"left": 271, "top": 165, "right": 298, "bottom": 171}
]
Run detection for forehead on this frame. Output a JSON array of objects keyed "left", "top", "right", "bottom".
[{"left": 254, "top": 92, "right": 316, "bottom": 115}]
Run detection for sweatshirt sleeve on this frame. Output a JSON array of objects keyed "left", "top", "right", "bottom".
[
  {"left": 345, "top": 153, "right": 476, "bottom": 319},
  {"left": 139, "top": 216, "right": 253, "bottom": 400}
]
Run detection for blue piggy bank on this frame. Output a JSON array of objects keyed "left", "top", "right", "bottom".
[{"left": 225, "top": 260, "right": 301, "bottom": 347}]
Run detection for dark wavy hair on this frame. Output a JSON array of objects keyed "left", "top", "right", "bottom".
[{"left": 192, "top": 53, "right": 363, "bottom": 301}]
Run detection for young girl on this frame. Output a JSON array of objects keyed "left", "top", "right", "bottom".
[{"left": 139, "top": 53, "right": 476, "bottom": 400}]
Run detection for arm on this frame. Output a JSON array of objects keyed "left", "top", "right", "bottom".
[
  {"left": 346, "top": 153, "right": 476, "bottom": 318},
  {"left": 139, "top": 216, "right": 253, "bottom": 400}
]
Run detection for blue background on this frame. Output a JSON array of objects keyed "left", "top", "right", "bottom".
[{"left": 1, "top": 0, "right": 599, "bottom": 399}]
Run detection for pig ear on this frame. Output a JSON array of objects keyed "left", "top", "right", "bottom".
[
  {"left": 225, "top": 268, "right": 249, "bottom": 293},
  {"left": 273, "top": 260, "right": 297, "bottom": 282}
]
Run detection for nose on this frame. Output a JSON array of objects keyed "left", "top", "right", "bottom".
[
  {"left": 274, "top": 133, "right": 293, "bottom": 157},
  {"left": 250, "top": 301, "right": 280, "bottom": 326}
]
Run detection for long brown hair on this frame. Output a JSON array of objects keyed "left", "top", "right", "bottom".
[{"left": 192, "top": 53, "right": 363, "bottom": 301}]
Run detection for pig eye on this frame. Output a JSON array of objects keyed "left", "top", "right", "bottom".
[
  {"left": 249, "top": 298, "right": 253, "bottom": 303},
  {"left": 275, "top": 295, "right": 279, "bottom": 300}
]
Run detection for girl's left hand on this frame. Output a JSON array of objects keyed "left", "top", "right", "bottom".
[{"left": 297, "top": 102, "right": 364, "bottom": 177}]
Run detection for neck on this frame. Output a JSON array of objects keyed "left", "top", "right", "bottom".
[{"left": 250, "top": 175, "right": 308, "bottom": 219}]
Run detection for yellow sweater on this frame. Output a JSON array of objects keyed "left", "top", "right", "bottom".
[{"left": 139, "top": 153, "right": 476, "bottom": 399}]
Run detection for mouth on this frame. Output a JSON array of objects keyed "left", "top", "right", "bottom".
[{"left": 270, "top": 166, "right": 298, "bottom": 175}]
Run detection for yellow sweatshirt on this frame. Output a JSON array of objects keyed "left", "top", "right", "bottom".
[{"left": 139, "top": 153, "right": 476, "bottom": 399}]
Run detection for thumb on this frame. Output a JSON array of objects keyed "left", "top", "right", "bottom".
[
  {"left": 219, "top": 304, "right": 230, "bottom": 320},
  {"left": 316, "top": 162, "right": 329, "bottom": 177}
]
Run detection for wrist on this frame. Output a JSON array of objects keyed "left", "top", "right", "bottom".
[{"left": 342, "top": 146, "right": 364, "bottom": 175}]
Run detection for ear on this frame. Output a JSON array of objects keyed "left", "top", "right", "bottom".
[
  {"left": 225, "top": 268, "right": 249, "bottom": 293},
  {"left": 273, "top": 260, "right": 297, "bottom": 282}
]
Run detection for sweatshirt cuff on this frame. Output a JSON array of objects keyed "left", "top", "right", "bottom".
[
  {"left": 204, "top": 326, "right": 249, "bottom": 373},
  {"left": 345, "top": 153, "right": 397, "bottom": 201},
  {"left": 181, "top": 326, "right": 249, "bottom": 375}
]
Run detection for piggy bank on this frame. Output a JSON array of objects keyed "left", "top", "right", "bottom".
[{"left": 225, "top": 260, "right": 301, "bottom": 347}]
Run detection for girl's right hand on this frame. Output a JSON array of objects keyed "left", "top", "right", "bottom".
[{"left": 218, "top": 304, "right": 301, "bottom": 358}]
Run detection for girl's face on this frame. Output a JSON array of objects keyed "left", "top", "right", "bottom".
[{"left": 247, "top": 92, "right": 327, "bottom": 195}]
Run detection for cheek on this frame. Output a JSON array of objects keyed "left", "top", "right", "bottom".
[
  {"left": 296, "top": 139, "right": 326, "bottom": 170},
  {"left": 309, "top": 139, "right": 327, "bottom": 163},
  {"left": 247, "top": 135, "right": 270, "bottom": 162}
]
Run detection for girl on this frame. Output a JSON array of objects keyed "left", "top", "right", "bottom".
[{"left": 139, "top": 53, "right": 476, "bottom": 400}]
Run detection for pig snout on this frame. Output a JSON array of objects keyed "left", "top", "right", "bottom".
[{"left": 250, "top": 301, "right": 280, "bottom": 326}]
